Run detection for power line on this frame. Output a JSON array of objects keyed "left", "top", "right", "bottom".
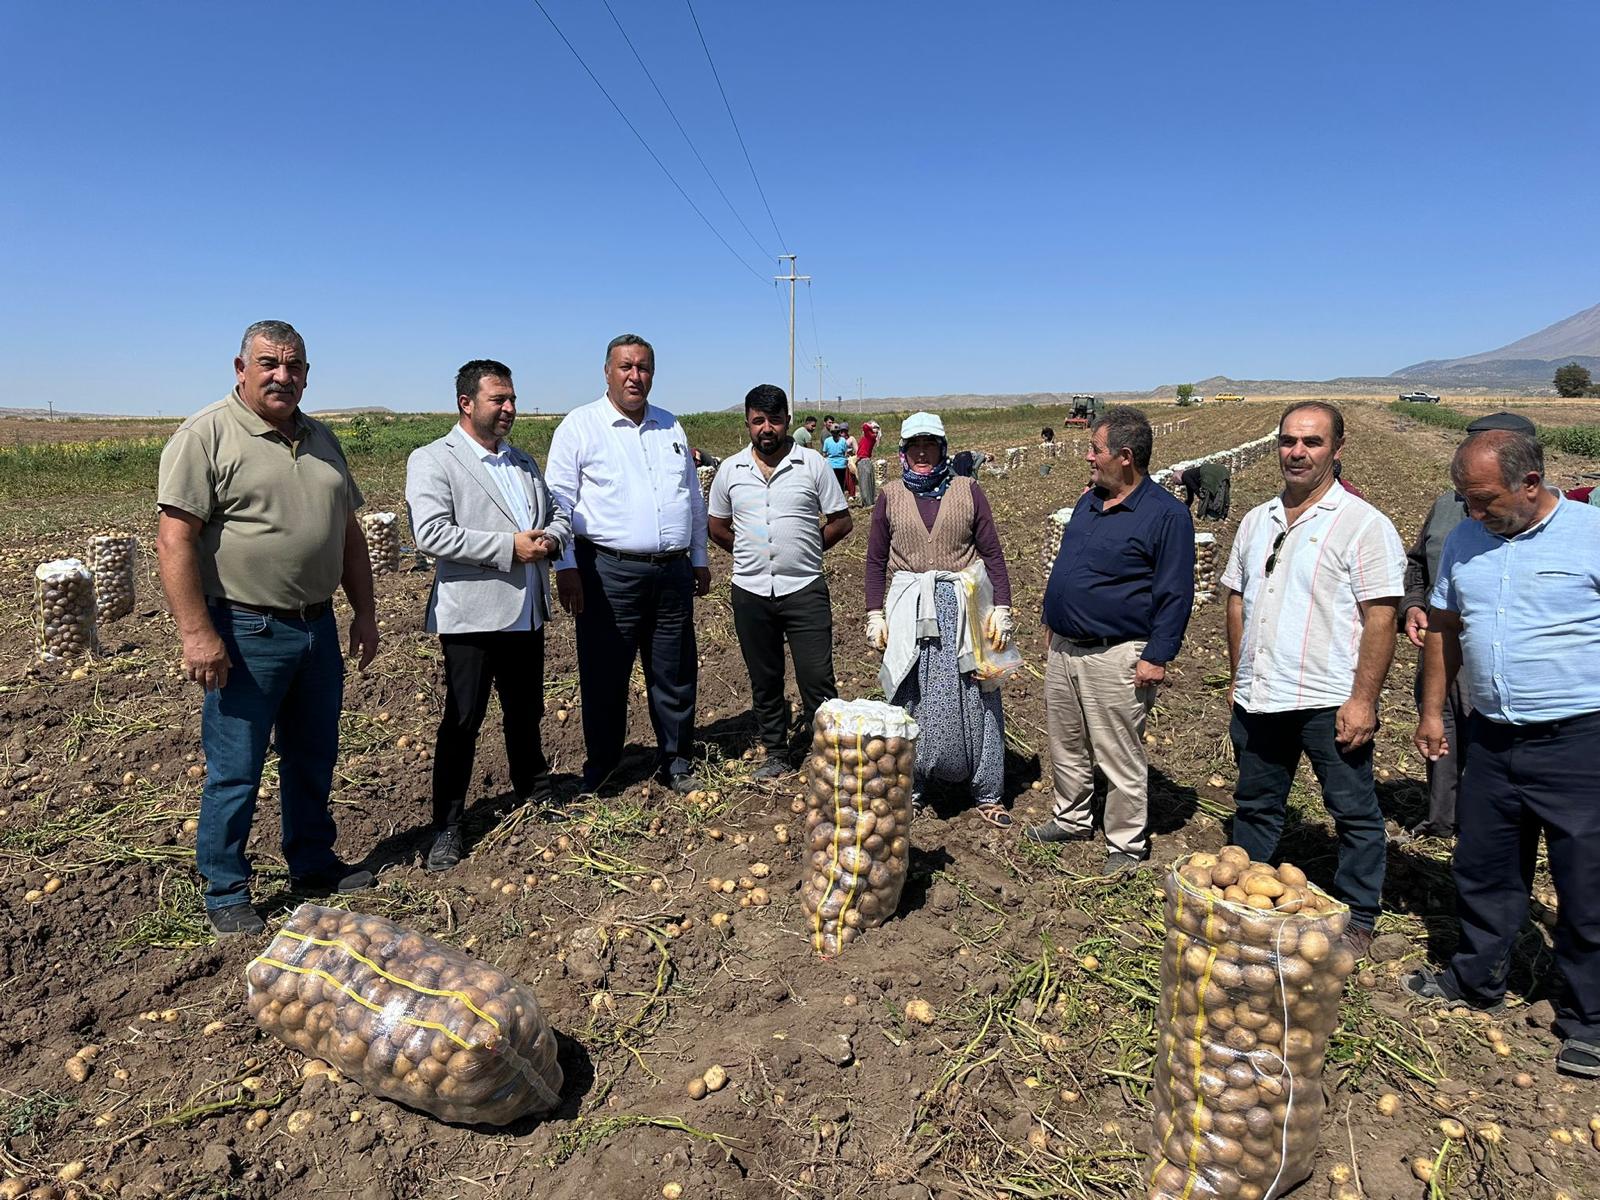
[
  {"left": 530, "top": 0, "right": 768, "bottom": 284},
  {"left": 684, "top": 0, "right": 787, "bottom": 252},
  {"left": 599, "top": 0, "right": 777, "bottom": 264}
]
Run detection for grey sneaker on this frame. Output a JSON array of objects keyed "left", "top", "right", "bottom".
[
  {"left": 1023, "top": 822, "right": 1094, "bottom": 845},
  {"left": 1102, "top": 851, "right": 1149, "bottom": 876},
  {"left": 208, "top": 902, "right": 266, "bottom": 936}
]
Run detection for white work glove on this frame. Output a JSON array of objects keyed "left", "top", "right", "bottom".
[
  {"left": 866, "top": 609, "right": 889, "bottom": 652},
  {"left": 984, "top": 606, "right": 1014, "bottom": 651}
]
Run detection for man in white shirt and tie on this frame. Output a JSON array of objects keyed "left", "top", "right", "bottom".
[
  {"left": 545, "top": 335, "right": 711, "bottom": 794},
  {"left": 406, "top": 360, "right": 572, "bottom": 871}
]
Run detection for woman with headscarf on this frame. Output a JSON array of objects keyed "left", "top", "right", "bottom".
[{"left": 864, "top": 412, "right": 1015, "bottom": 827}]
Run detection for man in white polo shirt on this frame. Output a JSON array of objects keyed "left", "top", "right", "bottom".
[
  {"left": 1220, "top": 401, "right": 1405, "bottom": 956},
  {"left": 546, "top": 334, "right": 711, "bottom": 794},
  {"left": 708, "top": 384, "right": 853, "bottom": 778}
]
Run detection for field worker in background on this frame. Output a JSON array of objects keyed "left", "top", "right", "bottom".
[
  {"left": 405, "top": 359, "right": 572, "bottom": 873},
  {"left": 865, "top": 412, "right": 1016, "bottom": 828},
  {"left": 822, "top": 420, "right": 855, "bottom": 500},
  {"left": 708, "top": 385, "right": 853, "bottom": 778},
  {"left": 545, "top": 334, "right": 710, "bottom": 795},
  {"left": 1220, "top": 401, "right": 1405, "bottom": 959},
  {"left": 1038, "top": 427, "right": 1055, "bottom": 477},
  {"left": 1180, "top": 460, "right": 1231, "bottom": 521},
  {"left": 1408, "top": 430, "right": 1600, "bottom": 1077},
  {"left": 794, "top": 414, "right": 817, "bottom": 448},
  {"left": 1027, "top": 408, "right": 1195, "bottom": 874},
  {"left": 155, "top": 320, "right": 378, "bottom": 936},
  {"left": 855, "top": 419, "right": 880, "bottom": 508},
  {"left": 1400, "top": 411, "right": 1538, "bottom": 839}
]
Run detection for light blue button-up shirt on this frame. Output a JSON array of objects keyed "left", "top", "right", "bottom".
[{"left": 1430, "top": 496, "right": 1600, "bottom": 724}]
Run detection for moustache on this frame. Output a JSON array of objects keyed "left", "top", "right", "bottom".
[{"left": 265, "top": 385, "right": 295, "bottom": 395}]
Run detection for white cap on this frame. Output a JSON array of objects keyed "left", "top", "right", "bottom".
[{"left": 899, "top": 411, "right": 946, "bottom": 444}]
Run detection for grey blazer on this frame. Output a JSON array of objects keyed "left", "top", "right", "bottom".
[{"left": 405, "top": 430, "right": 573, "bottom": 635}]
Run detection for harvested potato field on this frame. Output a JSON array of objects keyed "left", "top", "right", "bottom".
[{"left": 0, "top": 400, "right": 1596, "bottom": 1200}]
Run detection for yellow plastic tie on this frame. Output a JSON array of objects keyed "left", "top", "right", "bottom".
[{"left": 269, "top": 929, "right": 500, "bottom": 1031}]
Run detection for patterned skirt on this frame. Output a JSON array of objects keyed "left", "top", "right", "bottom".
[{"left": 891, "top": 580, "right": 1005, "bottom": 806}]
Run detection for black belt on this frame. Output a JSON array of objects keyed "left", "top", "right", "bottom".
[
  {"left": 209, "top": 597, "right": 332, "bottom": 622},
  {"left": 1061, "top": 634, "right": 1128, "bottom": 649},
  {"left": 1474, "top": 709, "right": 1600, "bottom": 740},
  {"left": 580, "top": 538, "right": 688, "bottom": 565}
]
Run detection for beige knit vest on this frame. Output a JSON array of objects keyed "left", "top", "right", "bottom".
[{"left": 884, "top": 476, "right": 979, "bottom": 575}]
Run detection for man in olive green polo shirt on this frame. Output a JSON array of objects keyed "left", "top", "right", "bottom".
[{"left": 156, "top": 319, "right": 380, "bottom": 935}]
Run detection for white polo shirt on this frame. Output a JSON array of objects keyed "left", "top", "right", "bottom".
[
  {"left": 545, "top": 396, "right": 708, "bottom": 571},
  {"left": 708, "top": 442, "right": 847, "bottom": 597},
  {"left": 1221, "top": 482, "right": 1405, "bottom": 713}
]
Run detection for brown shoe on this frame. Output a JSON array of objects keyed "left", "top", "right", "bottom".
[{"left": 1342, "top": 924, "right": 1376, "bottom": 960}]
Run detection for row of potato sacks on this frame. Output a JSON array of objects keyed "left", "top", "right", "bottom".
[
  {"left": 800, "top": 698, "right": 919, "bottom": 956},
  {"left": 1148, "top": 848, "right": 1357, "bottom": 1200},
  {"left": 35, "top": 531, "right": 139, "bottom": 662}
]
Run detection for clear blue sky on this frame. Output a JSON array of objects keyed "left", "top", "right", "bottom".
[{"left": 2, "top": 1, "right": 1596, "bottom": 416}]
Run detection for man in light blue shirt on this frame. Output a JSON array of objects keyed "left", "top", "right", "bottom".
[
  {"left": 1408, "top": 429, "right": 1600, "bottom": 1077},
  {"left": 545, "top": 334, "right": 711, "bottom": 794}
]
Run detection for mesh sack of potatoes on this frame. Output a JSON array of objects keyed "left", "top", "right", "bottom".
[
  {"left": 1042, "top": 507, "right": 1074, "bottom": 575},
  {"left": 361, "top": 512, "right": 401, "bottom": 575},
  {"left": 87, "top": 531, "right": 138, "bottom": 622},
  {"left": 1147, "top": 847, "right": 1356, "bottom": 1200},
  {"left": 800, "top": 699, "right": 919, "bottom": 957},
  {"left": 246, "top": 903, "right": 564, "bottom": 1125},
  {"left": 1193, "top": 533, "right": 1218, "bottom": 607},
  {"left": 873, "top": 458, "right": 888, "bottom": 486},
  {"left": 35, "top": 558, "right": 98, "bottom": 663},
  {"left": 696, "top": 464, "right": 716, "bottom": 501}
]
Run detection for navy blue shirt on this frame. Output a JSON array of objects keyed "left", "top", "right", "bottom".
[{"left": 1043, "top": 475, "right": 1196, "bottom": 663}]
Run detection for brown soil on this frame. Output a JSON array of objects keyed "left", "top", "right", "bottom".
[{"left": 0, "top": 401, "right": 1595, "bottom": 1200}]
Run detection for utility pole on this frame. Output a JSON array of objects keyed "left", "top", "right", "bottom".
[
  {"left": 857, "top": 378, "right": 863, "bottom": 412},
  {"left": 775, "top": 254, "right": 809, "bottom": 405},
  {"left": 816, "top": 357, "right": 824, "bottom": 421}
]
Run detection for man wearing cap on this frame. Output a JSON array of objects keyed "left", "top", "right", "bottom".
[
  {"left": 405, "top": 359, "right": 572, "bottom": 872},
  {"left": 708, "top": 384, "right": 852, "bottom": 777},
  {"left": 1220, "top": 401, "right": 1405, "bottom": 958},
  {"left": 156, "top": 320, "right": 379, "bottom": 935},
  {"left": 1407, "top": 428, "right": 1600, "bottom": 1077},
  {"left": 1400, "top": 410, "right": 1537, "bottom": 838},
  {"left": 1027, "top": 407, "right": 1195, "bottom": 873},
  {"left": 545, "top": 334, "right": 711, "bottom": 794}
]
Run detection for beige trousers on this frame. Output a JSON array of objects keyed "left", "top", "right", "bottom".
[{"left": 1044, "top": 635, "right": 1156, "bottom": 856}]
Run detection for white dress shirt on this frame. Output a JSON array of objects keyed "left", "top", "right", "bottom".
[
  {"left": 545, "top": 396, "right": 708, "bottom": 571},
  {"left": 449, "top": 424, "right": 538, "bottom": 631},
  {"left": 1221, "top": 481, "right": 1405, "bottom": 713}
]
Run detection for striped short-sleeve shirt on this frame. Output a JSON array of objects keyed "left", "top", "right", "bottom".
[{"left": 1221, "top": 482, "right": 1405, "bottom": 713}]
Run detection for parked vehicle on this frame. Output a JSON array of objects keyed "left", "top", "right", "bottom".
[
  {"left": 1066, "top": 394, "right": 1102, "bottom": 426},
  {"left": 1398, "top": 390, "right": 1441, "bottom": 404}
]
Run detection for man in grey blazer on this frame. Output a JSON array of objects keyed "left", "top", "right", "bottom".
[{"left": 406, "top": 359, "right": 572, "bottom": 871}]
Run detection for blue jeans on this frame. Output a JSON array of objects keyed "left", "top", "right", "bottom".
[
  {"left": 1228, "top": 704, "right": 1386, "bottom": 930},
  {"left": 197, "top": 604, "right": 344, "bottom": 910}
]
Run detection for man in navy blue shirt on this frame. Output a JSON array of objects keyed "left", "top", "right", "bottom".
[{"left": 1026, "top": 407, "right": 1195, "bottom": 873}]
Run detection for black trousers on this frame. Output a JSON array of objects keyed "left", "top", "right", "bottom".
[
  {"left": 730, "top": 578, "right": 838, "bottom": 754},
  {"left": 431, "top": 628, "right": 547, "bottom": 831},
  {"left": 1445, "top": 709, "right": 1600, "bottom": 1041},
  {"left": 573, "top": 541, "right": 696, "bottom": 788}
]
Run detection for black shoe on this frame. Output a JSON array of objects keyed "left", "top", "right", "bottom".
[
  {"left": 1023, "top": 822, "right": 1095, "bottom": 845},
  {"left": 1401, "top": 968, "right": 1506, "bottom": 1014},
  {"left": 291, "top": 861, "right": 376, "bottom": 895},
  {"left": 426, "top": 828, "right": 464, "bottom": 873},
  {"left": 751, "top": 757, "right": 790, "bottom": 781},
  {"left": 519, "top": 777, "right": 567, "bottom": 821},
  {"left": 667, "top": 772, "right": 700, "bottom": 795},
  {"left": 1102, "top": 850, "right": 1150, "bottom": 876},
  {"left": 208, "top": 902, "right": 266, "bottom": 936}
]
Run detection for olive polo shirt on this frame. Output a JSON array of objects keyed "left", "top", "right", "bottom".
[{"left": 157, "top": 391, "right": 363, "bottom": 609}]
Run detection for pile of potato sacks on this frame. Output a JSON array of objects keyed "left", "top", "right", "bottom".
[
  {"left": 1148, "top": 848, "right": 1356, "bottom": 1200},
  {"left": 800, "top": 699, "right": 918, "bottom": 956},
  {"left": 87, "top": 531, "right": 138, "bottom": 622},
  {"left": 361, "top": 512, "right": 401, "bottom": 575},
  {"left": 34, "top": 559, "right": 98, "bottom": 662},
  {"left": 246, "top": 904, "right": 564, "bottom": 1125}
]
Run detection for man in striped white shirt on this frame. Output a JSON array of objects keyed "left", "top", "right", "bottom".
[{"left": 1220, "top": 402, "right": 1405, "bottom": 955}]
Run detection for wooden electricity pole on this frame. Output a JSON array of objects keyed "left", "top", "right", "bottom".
[{"left": 775, "top": 254, "right": 809, "bottom": 405}]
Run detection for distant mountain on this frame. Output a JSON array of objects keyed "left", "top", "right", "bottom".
[{"left": 1392, "top": 301, "right": 1600, "bottom": 388}]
